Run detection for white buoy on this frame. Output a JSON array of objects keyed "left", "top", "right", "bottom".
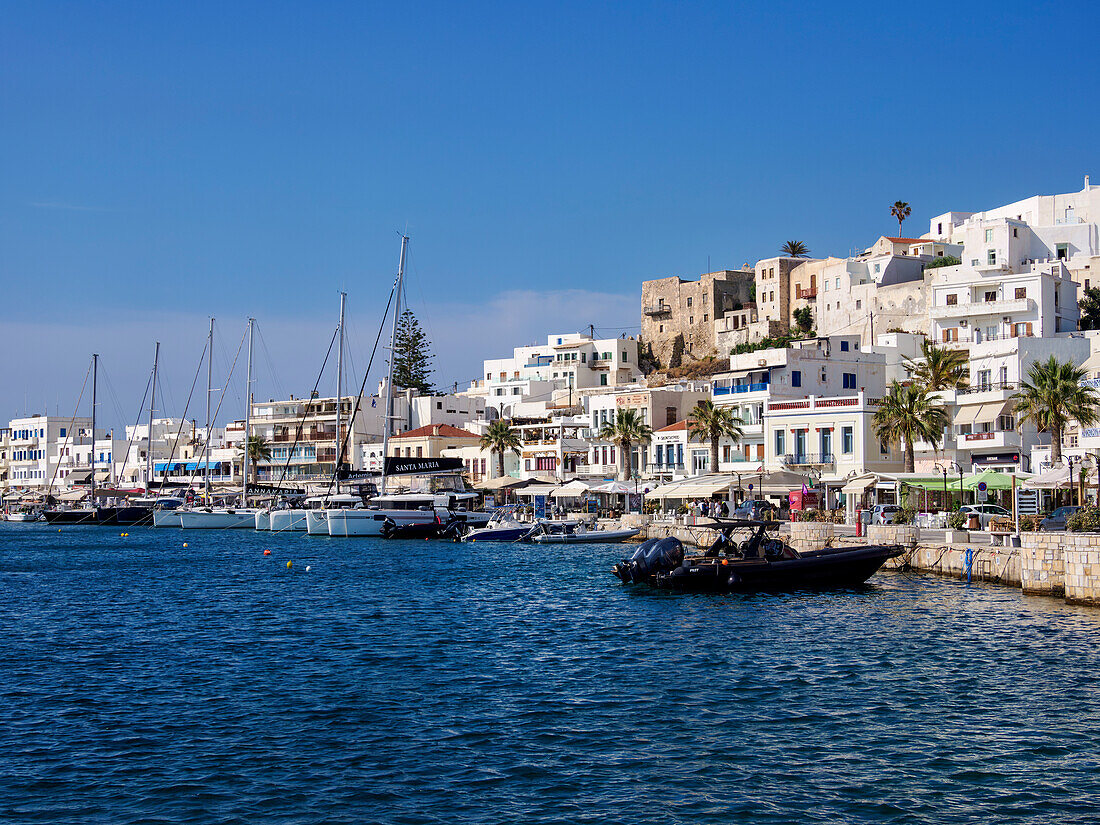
[{"left": 305, "top": 566, "right": 311, "bottom": 572}]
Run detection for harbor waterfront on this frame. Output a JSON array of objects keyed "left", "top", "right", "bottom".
[{"left": 4, "top": 523, "right": 1100, "bottom": 823}]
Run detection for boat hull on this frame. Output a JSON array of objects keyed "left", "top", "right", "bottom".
[
  {"left": 178, "top": 509, "right": 259, "bottom": 529},
  {"left": 255, "top": 511, "right": 271, "bottom": 531},
  {"left": 44, "top": 509, "right": 100, "bottom": 525},
  {"left": 305, "top": 510, "right": 331, "bottom": 535},
  {"left": 5, "top": 513, "right": 41, "bottom": 522},
  {"left": 461, "top": 526, "right": 533, "bottom": 542},
  {"left": 327, "top": 508, "right": 441, "bottom": 537},
  {"left": 533, "top": 528, "right": 639, "bottom": 544},
  {"left": 152, "top": 509, "right": 183, "bottom": 528},
  {"left": 651, "top": 545, "right": 904, "bottom": 592},
  {"left": 270, "top": 510, "right": 308, "bottom": 532},
  {"left": 112, "top": 506, "right": 154, "bottom": 527}
]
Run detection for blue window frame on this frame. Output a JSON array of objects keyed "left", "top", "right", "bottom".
[{"left": 792, "top": 371, "right": 802, "bottom": 388}]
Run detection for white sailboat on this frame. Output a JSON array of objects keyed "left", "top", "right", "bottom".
[{"left": 180, "top": 318, "right": 259, "bottom": 529}]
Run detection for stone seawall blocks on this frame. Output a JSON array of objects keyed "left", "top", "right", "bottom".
[{"left": 1020, "top": 534, "right": 1065, "bottom": 596}]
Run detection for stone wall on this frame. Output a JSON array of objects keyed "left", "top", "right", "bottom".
[
  {"left": 640, "top": 270, "right": 754, "bottom": 366},
  {"left": 788, "top": 521, "right": 834, "bottom": 554},
  {"left": 714, "top": 317, "right": 785, "bottom": 356},
  {"left": 1020, "top": 534, "right": 1065, "bottom": 596},
  {"left": 867, "top": 525, "right": 920, "bottom": 547},
  {"left": 1064, "top": 535, "right": 1100, "bottom": 606},
  {"left": 882, "top": 543, "right": 1022, "bottom": 587}
]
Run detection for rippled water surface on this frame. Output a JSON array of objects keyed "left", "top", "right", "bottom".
[{"left": 3, "top": 523, "right": 1100, "bottom": 823}]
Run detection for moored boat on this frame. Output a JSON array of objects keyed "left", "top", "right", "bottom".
[{"left": 613, "top": 520, "right": 903, "bottom": 591}]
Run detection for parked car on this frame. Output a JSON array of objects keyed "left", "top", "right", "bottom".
[
  {"left": 959, "top": 504, "right": 1012, "bottom": 530},
  {"left": 733, "top": 499, "right": 775, "bottom": 520},
  {"left": 1040, "top": 506, "right": 1081, "bottom": 532},
  {"left": 870, "top": 504, "right": 902, "bottom": 525}
]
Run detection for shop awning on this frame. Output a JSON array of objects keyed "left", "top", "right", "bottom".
[
  {"left": 514, "top": 484, "right": 559, "bottom": 497},
  {"left": 59, "top": 489, "right": 88, "bottom": 501},
  {"left": 674, "top": 476, "right": 737, "bottom": 497},
  {"left": 955, "top": 405, "right": 982, "bottom": 426},
  {"left": 974, "top": 402, "right": 1010, "bottom": 424},
  {"left": 475, "top": 476, "right": 526, "bottom": 491},
  {"left": 1023, "top": 466, "right": 1071, "bottom": 489},
  {"left": 841, "top": 474, "right": 877, "bottom": 495},
  {"left": 551, "top": 480, "right": 594, "bottom": 498}
]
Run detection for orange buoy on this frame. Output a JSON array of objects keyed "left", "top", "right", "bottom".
[
  {"left": 263, "top": 549, "right": 271, "bottom": 556},
  {"left": 183, "top": 542, "right": 188, "bottom": 548}
]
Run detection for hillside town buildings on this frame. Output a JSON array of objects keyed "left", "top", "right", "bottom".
[{"left": 7, "top": 176, "right": 1100, "bottom": 516}]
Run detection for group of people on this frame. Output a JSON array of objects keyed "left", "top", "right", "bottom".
[{"left": 688, "top": 499, "right": 729, "bottom": 519}]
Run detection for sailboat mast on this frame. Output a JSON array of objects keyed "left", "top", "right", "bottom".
[
  {"left": 336, "top": 291, "right": 346, "bottom": 493},
  {"left": 205, "top": 318, "right": 213, "bottom": 502},
  {"left": 381, "top": 235, "right": 408, "bottom": 494},
  {"left": 242, "top": 318, "right": 254, "bottom": 506},
  {"left": 147, "top": 341, "right": 159, "bottom": 492},
  {"left": 90, "top": 353, "right": 98, "bottom": 506}
]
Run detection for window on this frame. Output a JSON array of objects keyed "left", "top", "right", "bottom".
[
  {"left": 1014, "top": 287, "right": 1026, "bottom": 300},
  {"left": 703, "top": 314, "right": 708, "bottom": 322},
  {"left": 855, "top": 300, "right": 862, "bottom": 309},
  {"left": 689, "top": 316, "right": 694, "bottom": 324},
  {"left": 1013, "top": 227, "right": 1018, "bottom": 238},
  {"left": 977, "top": 370, "right": 991, "bottom": 391},
  {"left": 840, "top": 341, "right": 849, "bottom": 352},
  {"left": 687, "top": 297, "right": 693, "bottom": 307},
  {"left": 436, "top": 401, "right": 443, "bottom": 410},
  {"left": 775, "top": 430, "right": 785, "bottom": 456},
  {"left": 843, "top": 373, "right": 856, "bottom": 389},
  {"left": 600, "top": 374, "right": 608, "bottom": 386},
  {"left": 985, "top": 228, "right": 994, "bottom": 243},
  {"left": 999, "top": 366, "right": 1008, "bottom": 386},
  {"left": 984, "top": 291, "right": 996, "bottom": 302},
  {"left": 842, "top": 426, "right": 854, "bottom": 454},
  {"left": 938, "top": 222, "right": 943, "bottom": 234},
  {"left": 946, "top": 294, "right": 957, "bottom": 305},
  {"left": 821, "top": 429, "right": 832, "bottom": 458},
  {"left": 658, "top": 325, "right": 663, "bottom": 333},
  {"left": 416, "top": 446, "right": 423, "bottom": 457},
  {"left": 769, "top": 292, "right": 775, "bottom": 302},
  {"left": 941, "top": 328, "right": 959, "bottom": 343},
  {"left": 1012, "top": 322, "right": 1034, "bottom": 337},
  {"left": 621, "top": 350, "right": 628, "bottom": 361},
  {"left": 988, "top": 250, "right": 997, "bottom": 265},
  {"left": 880, "top": 440, "right": 890, "bottom": 456},
  {"left": 874, "top": 263, "right": 880, "bottom": 274},
  {"left": 1057, "top": 243, "right": 1068, "bottom": 260},
  {"left": 791, "top": 370, "right": 802, "bottom": 388},
  {"left": 824, "top": 281, "right": 829, "bottom": 292},
  {"left": 60, "top": 428, "right": 66, "bottom": 437},
  {"left": 835, "top": 278, "right": 840, "bottom": 289}
]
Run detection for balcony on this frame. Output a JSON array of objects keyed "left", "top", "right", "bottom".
[
  {"left": 930, "top": 297, "right": 1034, "bottom": 320},
  {"left": 795, "top": 287, "right": 817, "bottom": 299},
  {"left": 644, "top": 302, "right": 672, "bottom": 316},
  {"left": 713, "top": 382, "right": 769, "bottom": 396},
  {"left": 783, "top": 453, "right": 835, "bottom": 468},
  {"left": 958, "top": 430, "right": 1020, "bottom": 450}
]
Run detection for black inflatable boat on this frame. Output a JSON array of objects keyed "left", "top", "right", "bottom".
[{"left": 612, "top": 519, "right": 903, "bottom": 592}]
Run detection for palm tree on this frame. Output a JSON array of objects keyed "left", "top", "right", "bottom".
[
  {"left": 902, "top": 339, "right": 969, "bottom": 391},
  {"left": 1012, "top": 356, "right": 1100, "bottom": 466},
  {"left": 598, "top": 408, "right": 653, "bottom": 481},
  {"left": 479, "top": 419, "right": 521, "bottom": 479},
  {"left": 781, "top": 240, "right": 810, "bottom": 258},
  {"left": 238, "top": 434, "right": 272, "bottom": 485},
  {"left": 688, "top": 400, "right": 744, "bottom": 474},
  {"left": 890, "top": 201, "right": 911, "bottom": 235},
  {"left": 872, "top": 381, "right": 949, "bottom": 473}
]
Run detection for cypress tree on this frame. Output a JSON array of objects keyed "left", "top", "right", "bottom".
[{"left": 392, "top": 309, "right": 435, "bottom": 394}]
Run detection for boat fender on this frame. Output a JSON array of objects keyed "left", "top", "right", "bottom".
[{"left": 727, "top": 572, "right": 740, "bottom": 586}]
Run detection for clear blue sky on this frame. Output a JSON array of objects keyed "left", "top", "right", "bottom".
[{"left": 2, "top": 1, "right": 1098, "bottom": 427}]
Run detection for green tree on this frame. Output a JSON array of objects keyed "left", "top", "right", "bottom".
[
  {"left": 479, "top": 419, "right": 521, "bottom": 479},
  {"left": 1012, "top": 356, "right": 1100, "bottom": 466},
  {"left": 392, "top": 309, "right": 435, "bottom": 394},
  {"left": 872, "top": 381, "right": 949, "bottom": 473},
  {"left": 793, "top": 306, "right": 814, "bottom": 332},
  {"left": 925, "top": 255, "right": 962, "bottom": 270},
  {"left": 890, "top": 200, "right": 912, "bottom": 235},
  {"left": 598, "top": 408, "right": 653, "bottom": 481},
  {"left": 637, "top": 339, "right": 661, "bottom": 374},
  {"left": 902, "top": 339, "right": 969, "bottom": 391},
  {"left": 1080, "top": 287, "right": 1100, "bottom": 330},
  {"left": 239, "top": 435, "right": 272, "bottom": 485},
  {"left": 688, "top": 400, "right": 744, "bottom": 474},
  {"left": 781, "top": 240, "right": 810, "bottom": 258}
]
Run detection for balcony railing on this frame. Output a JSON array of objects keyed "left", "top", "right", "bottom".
[
  {"left": 713, "top": 382, "right": 769, "bottom": 395},
  {"left": 783, "top": 453, "right": 835, "bottom": 467},
  {"left": 796, "top": 287, "right": 817, "bottom": 299},
  {"left": 643, "top": 303, "right": 672, "bottom": 316},
  {"left": 958, "top": 382, "right": 1017, "bottom": 395}
]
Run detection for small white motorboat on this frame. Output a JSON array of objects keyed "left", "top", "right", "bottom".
[{"left": 530, "top": 524, "right": 640, "bottom": 544}]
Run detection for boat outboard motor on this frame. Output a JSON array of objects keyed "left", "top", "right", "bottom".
[{"left": 616, "top": 537, "right": 684, "bottom": 583}]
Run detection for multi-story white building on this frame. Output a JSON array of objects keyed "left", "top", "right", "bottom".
[
  {"left": 466, "top": 332, "right": 644, "bottom": 418},
  {"left": 6, "top": 415, "right": 96, "bottom": 490},
  {"left": 0, "top": 427, "right": 9, "bottom": 492},
  {"left": 764, "top": 392, "right": 905, "bottom": 508},
  {"left": 927, "top": 176, "right": 1100, "bottom": 292},
  {"left": 928, "top": 260, "right": 1078, "bottom": 347}
]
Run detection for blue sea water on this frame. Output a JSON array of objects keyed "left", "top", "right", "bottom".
[{"left": 1, "top": 523, "right": 1099, "bottom": 824}]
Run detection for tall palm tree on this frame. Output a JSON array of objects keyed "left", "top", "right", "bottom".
[
  {"left": 598, "top": 408, "right": 653, "bottom": 481},
  {"left": 479, "top": 419, "right": 521, "bottom": 479},
  {"left": 238, "top": 435, "right": 273, "bottom": 485},
  {"left": 890, "top": 201, "right": 911, "bottom": 235},
  {"left": 688, "top": 400, "right": 744, "bottom": 473},
  {"left": 781, "top": 240, "right": 810, "bottom": 258},
  {"left": 1012, "top": 356, "right": 1100, "bottom": 466},
  {"left": 872, "top": 381, "right": 949, "bottom": 473},
  {"left": 902, "top": 339, "right": 969, "bottom": 391}
]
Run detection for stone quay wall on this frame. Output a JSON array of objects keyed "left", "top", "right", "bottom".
[
  {"left": 1019, "top": 534, "right": 1065, "bottom": 597},
  {"left": 1063, "top": 536, "right": 1100, "bottom": 606}
]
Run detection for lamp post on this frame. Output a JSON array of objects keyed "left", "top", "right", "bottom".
[
  {"left": 1068, "top": 456, "right": 1076, "bottom": 507},
  {"left": 935, "top": 462, "right": 949, "bottom": 514}
]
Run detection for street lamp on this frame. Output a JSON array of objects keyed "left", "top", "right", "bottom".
[
  {"left": 1068, "top": 456, "right": 1076, "bottom": 507},
  {"left": 934, "top": 462, "right": 950, "bottom": 513}
]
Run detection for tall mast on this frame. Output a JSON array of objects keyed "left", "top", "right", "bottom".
[
  {"left": 205, "top": 318, "right": 213, "bottom": 502},
  {"left": 147, "top": 341, "right": 159, "bottom": 492},
  {"left": 335, "top": 291, "right": 346, "bottom": 493},
  {"left": 381, "top": 235, "right": 408, "bottom": 494},
  {"left": 242, "top": 318, "right": 254, "bottom": 505},
  {"left": 90, "top": 353, "right": 98, "bottom": 507}
]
